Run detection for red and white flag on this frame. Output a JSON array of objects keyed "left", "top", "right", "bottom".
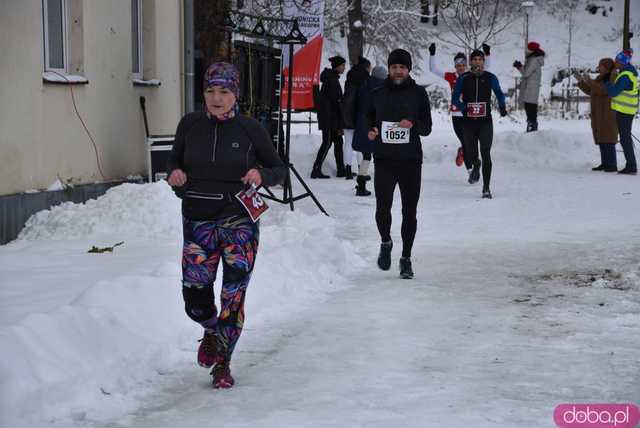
[{"left": 281, "top": 0, "right": 325, "bottom": 110}]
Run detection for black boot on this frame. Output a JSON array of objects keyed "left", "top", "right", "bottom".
[
  {"left": 355, "top": 175, "right": 371, "bottom": 196},
  {"left": 531, "top": 121, "right": 538, "bottom": 131},
  {"left": 592, "top": 164, "right": 605, "bottom": 171},
  {"left": 618, "top": 165, "right": 638, "bottom": 175},
  {"left": 377, "top": 241, "right": 393, "bottom": 271},
  {"left": 344, "top": 165, "right": 355, "bottom": 180},
  {"left": 526, "top": 121, "right": 534, "bottom": 133},
  {"left": 310, "top": 165, "right": 330, "bottom": 179}
]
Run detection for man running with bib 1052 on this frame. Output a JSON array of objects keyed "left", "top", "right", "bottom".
[{"left": 366, "top": 48, "right": 432, "bottom": 279}]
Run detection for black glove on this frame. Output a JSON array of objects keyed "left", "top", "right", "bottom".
[
  {"left": 429, "top": 43, "right": 436, "bottom": 56},
  {"left": 513, "top": 60, "right": 523, "bottom": 69},
  {"left": 482, "top": 43, "right": 491, "bottom": 56},
  {"left": 499, "top": 105, "right": 507, "bottom": 117}
]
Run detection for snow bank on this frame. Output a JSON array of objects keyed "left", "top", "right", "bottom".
[
  {"left": 1, "top": 182, "right": 366, "bottom": 427},
  {"left": 18, "top": 182, "right": 182, "bottom": 241},
  {"left": 422, "top": 117, "right": 595, "bottom": 170}
]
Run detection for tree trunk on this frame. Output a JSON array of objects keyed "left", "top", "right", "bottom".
[
  {"left": 623, "top": 0, "right": 630, "bottom": 50},
  {"left": 347, "top": 0, "right": 364, "bottom": 66},
  {"left": 195, "top": 0, "right": 232, "bottom": 67}
]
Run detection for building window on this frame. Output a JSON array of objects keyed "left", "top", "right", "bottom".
[
  {"left": 43, "top": 0, "right": 68, "bottom": 72},
  {"left": 132, "top": 0, "right": 143, "bottom": 78}
]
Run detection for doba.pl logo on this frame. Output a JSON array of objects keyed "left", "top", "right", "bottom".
[{"left": 554, "top": 404, "right": 640, "bottom": 428}]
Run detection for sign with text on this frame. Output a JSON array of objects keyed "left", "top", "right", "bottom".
[{"left": 281, "top": 0, "right": 325, "bottom": 110}]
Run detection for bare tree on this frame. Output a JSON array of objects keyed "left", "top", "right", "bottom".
[
  {"left": 435, "top": 0, "right": 516, "bottom": 51},
  {"left": 322, "top": 0, "right": 440, "bottom": 67}
]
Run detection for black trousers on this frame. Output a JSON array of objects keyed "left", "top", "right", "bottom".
[
  {"left": 462, "top": 119, "right": 494, "bottom": 189},
  {"left": 374, "top": 160, "right": 421, "bottom": 258},
  {"left": 524, "top": 102, "right": 538, "bottom": 124},
  {"left": 314, "top": 129, "right": 344, "bottom": 171},
  {"left": 452, "top": 116, "right": 472, "bottom": 169},
  {"left": 616, "top": 112, "right": 637, "bottom": 170}
]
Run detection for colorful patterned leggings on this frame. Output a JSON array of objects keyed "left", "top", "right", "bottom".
[{"left": 181, "top": 216, "right": 259, "bottom": 362}]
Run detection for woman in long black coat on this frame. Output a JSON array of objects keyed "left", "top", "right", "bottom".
[{"left": 312, "top": 56, "right": 346, "bottom": 178}]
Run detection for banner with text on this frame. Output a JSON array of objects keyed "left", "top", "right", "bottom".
[{"left": 281, "top": 0, "right": 325, "bottom": 110}]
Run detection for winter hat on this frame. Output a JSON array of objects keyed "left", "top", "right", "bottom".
[
  {"left": 371, "top": 65, "right": 388, "bottom": 80},
  {"left": 615, "top": 50, "right": 632, "bottom": 66},
  {"left": 388, "top": 49, "right": 412, "bottom": 71},
  {"left": 203, "top": 62, "right": 240, "bottom": 98},
  {"left": 329, "top": 55, "right": 346, "bottom": 68},
  {"left": 527, "top": 41, "right": 540, "bottom": 51},
  {"left": 454, "top": 52, "right": 467, "bottom": 65},
  {"left": 357, "top": 55, "right": 371, "bottom": 68},
  {"left": 469, "top": 49, "right": 485, "bottom": 61},
  {"left": 599, "top": 58, "right": 615, "bottom": 73}
]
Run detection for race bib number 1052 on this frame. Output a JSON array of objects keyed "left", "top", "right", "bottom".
[{"left": 381, "top": 121, "right": 410, "bottom": 144}]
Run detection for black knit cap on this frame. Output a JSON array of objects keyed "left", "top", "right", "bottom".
[
  {"left": 454, "top": 52, "right": 467, "bottom": 63},
  {"left": 329, "top": 55, "right": 346, "bottom": 68},
  {"left": 387, "top": 49, "right": 412, "bottom": 71},
  {"left": 469, "top": 49, "right": 485, "bottom": 61},
  {"left": 357, "top": 55, "right": 371, "bottom": 68}
]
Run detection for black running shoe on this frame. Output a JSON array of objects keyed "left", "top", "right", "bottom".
[
  {"left": 399, "top": 257, "right": 414, "bottom": 279},
  {"left": 468, "top": 163, "right": 480, "bottom": 184},
  {"left": 377, "top": 241, "right": 393, "bottom": 271},
  {"left": 482, "top": 188, "right": 492, "bottom": 199}
]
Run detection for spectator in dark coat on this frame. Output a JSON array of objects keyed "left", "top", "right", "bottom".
[
  {"left": 575, "top": 58, "right": 619, "bottom": 172},
  {"left": 342, "top": 56, "right": 371, "bottom": 180},
  {"left": 312, "top": 55, "right": 347, "bottom": 178},
  {"left": 352, "top": 65, "right": 387, "bottom": 196}
]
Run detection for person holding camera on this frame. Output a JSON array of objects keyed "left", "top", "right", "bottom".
[
  {"left": 167, "top": 62, "right": 286, "bottom": 389},
  {"left": 513, "top": 41, "right": 545, "bottom": 132},
  {"left": 452, "top": 49, "right": 507, "bottom": 199},
  {"left": 575, "top": 58, "right": 619, "bottom": 172}
]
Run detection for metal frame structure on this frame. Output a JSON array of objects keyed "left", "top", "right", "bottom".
[{"left": 224, "top": 10, "right": 329, "bottom": 216}]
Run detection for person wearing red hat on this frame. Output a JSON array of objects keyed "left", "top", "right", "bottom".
[{"left": 513, "top": 41, "right": 545, "bottom": 132}]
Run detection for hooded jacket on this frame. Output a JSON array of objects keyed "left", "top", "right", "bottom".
[
  {"left": 577, "top": 72, "right": 619, "bottom": 144},
  {"left": 317, "top": 68, "right": 344, "bottom": 131},
  {"left": 342, "top": 63, "right": 371, "bottom": 129},
  {"left": 519, "top": 50, "right": 545, "bottom": 105}
]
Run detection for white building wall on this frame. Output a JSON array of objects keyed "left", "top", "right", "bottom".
[{"left": 0, "top": 0, "right": 183, "bottom": 196}]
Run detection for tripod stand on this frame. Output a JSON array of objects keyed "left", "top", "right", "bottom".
[
  {"left": 259, "top": 41, "right": 329, "bottom": 216},
  {"left": 221, "top": 11, "right": 328, "bottom": 216}
]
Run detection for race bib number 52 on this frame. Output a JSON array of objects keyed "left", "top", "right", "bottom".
[
  {"left": 466, "top": 102, "right": 487, "bottom": 118},
  {"left": 381, "top": 121, "right": 410, "bottom": 144},
  {"left": 235, "top": 185, "right": 269, "bottom": 222}
]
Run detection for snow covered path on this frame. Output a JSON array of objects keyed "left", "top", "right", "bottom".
[{"left": 2, "top": 119, "right": 640, "bottom": 427}]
